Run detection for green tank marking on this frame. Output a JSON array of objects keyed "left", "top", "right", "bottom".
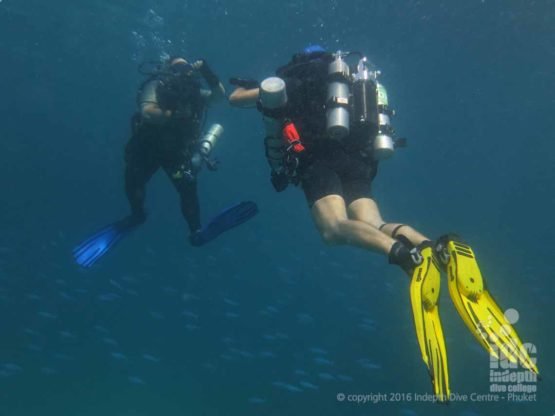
[{"left": 377, "top": 83, "right": 388, "bottom": 106}]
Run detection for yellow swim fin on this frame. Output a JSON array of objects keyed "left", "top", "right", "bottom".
[
  {"left": 409, "top": 244, "right": 451, "bottom": 402},
  {"left": 436, "top": 237, "right": 539, "bottom": 375}
]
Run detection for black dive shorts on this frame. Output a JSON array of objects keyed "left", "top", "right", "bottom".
[{"left": 299, "top": 146, "right": 378, "bottom": 207}]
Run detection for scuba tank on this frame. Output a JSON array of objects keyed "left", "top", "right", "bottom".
[
  {"left": 190, "top": 123, "right": 224, "bottom": 175},
  {"left": 259, "top": 77, "right": 288, "bottom": 172},
  {"left": 374, "top": 81, "right": 395, "bottom": 160},
  {"left": 326, "top": 52, "right": 351, "bottom": 140},
  {"left": 352, "top": 57, "right": 379, "bottom": 135},
  {"left": 352, "top": 57, "right": 395, "bottom": 160},
  {"left": 199, "top": 123, "right": 224, "bottom": 157}
]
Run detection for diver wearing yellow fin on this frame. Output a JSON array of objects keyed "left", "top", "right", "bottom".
[{"left": 228, "top": 45, "right": 539, "bottom": 403}]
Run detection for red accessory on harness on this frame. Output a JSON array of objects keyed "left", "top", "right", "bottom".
[{"left": 282, "top": 121, "right": 305, "bottom": 153}]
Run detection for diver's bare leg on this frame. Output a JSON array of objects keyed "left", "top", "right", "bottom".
[
  {"left": 379, "top": 223, "right": 428, "bottom": 247},
  {"left": 311, "top": 195, "right": 395, "bottom": 254},
  {"left": 348, "top": 198, "right": 429, "bottom": 245},
  {"left": 347, "top": 198, "right": 385, "bottom": 227}
]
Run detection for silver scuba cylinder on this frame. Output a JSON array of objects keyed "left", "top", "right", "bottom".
[
  {"left": 199, "top": 124, "right": 224, "bottom": 156},
  {"left": 326, "top": 52, "right": 351, "bottom": 140},
  {"left": 259, "top": 77, "right": 288, "bottom": 171},
  {"left": 352, "top": 57, "right": 395, "bottom": 160},
  {"left": 374, "top": 82, "right": 395, "bottom": 160},
  {"left": 352, "top": 57, "right": 378, "bottom": 134}
]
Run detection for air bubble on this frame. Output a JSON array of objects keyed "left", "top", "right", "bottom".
[{"left": 504, "top": 308, "right": 519, "bottom": 324}]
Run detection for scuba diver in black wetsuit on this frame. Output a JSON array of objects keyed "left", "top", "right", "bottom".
[
  {"left": 229, "top": 45, "right": 539, "bottom": 401},
  {"left": 125, "top": 57, "right": 223, "bottom": 236},
  {"left": 73, "top": 57, "right": 258, "bottom": 268}
]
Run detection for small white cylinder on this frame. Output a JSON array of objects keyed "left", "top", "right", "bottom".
[
  {"left": 373, "top": 134, "right": 395, "bottom": 160},
  {"left": 259, "top": 77, "right": 288, "bottom": 109}
]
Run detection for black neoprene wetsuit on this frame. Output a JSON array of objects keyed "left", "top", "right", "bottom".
[{"left": 124, "top": 78, "right": 207, "bottom": 232}]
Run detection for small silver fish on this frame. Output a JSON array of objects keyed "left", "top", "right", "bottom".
[
  {"left": 248, "top": 397, "right": 266, "bottom": 404},
  {"left": 142, "top": 354, "right": 160, "bottom": 363},
  {"left": 314, "top": 357, "right": 334, "bottom": 366},
  {"left": 223, "top": 298, "right": 240, "bottom": 307},
  {"left": 309, "top": 347, "right": 328, "bottom": 355},
  {"left": 128, "top": 376, "right": 145, "bottom": 385},
  {"left": 272, "top": 382, "right": 303, "bottom": 393},
  {"left": 110, "top": 352, "right": 127, "bottom": 360},
  {"left": 3, "top": 363, "right": 22, "bottom": 372},
  {"left": 102, "top": 338, "right": 118, "bottom": 346},
  {"left": 38, "top": 311, "right": 57, "bottom": 319},
  {"left": 299, "top": 381, "right": 319, "bottom": 390}
]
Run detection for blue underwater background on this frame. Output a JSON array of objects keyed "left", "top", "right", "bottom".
[{"left": 1, "top": 0, "right": 554, "bottom": 415}]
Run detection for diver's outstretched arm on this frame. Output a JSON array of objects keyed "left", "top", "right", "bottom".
[
  {"left": 229, "top": 87, "right": 259, "bottom": 108},
  {"left": 194, "top": 59, "right": 226, "bottom": 104}
]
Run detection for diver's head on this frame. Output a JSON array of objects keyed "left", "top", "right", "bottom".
[
  {"left": 290, "top": 44, "right": 329, "bottom": 65},
  {"left": 168, "top": 57, "right": 194, "bottom": 76},
  {"left": 303, "top": 44, "right": 326, "bottom": 55}
]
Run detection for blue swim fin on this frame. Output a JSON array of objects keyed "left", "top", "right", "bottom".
[
  {"left": 190, "top": 201, "right": 258, "bottom": 246},
  {"left": 73, "top": 217, "right": 142, "bottom": 268}
]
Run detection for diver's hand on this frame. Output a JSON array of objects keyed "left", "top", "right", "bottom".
[
  {"left": 191, "top": 60, "right": 205, "bottom": 71},
  {"left": 205, "top": 158, "right": 219, "bottom": 171},
  {"left": 190, "top": 152, "right": 218, "bottom": 174},
  {"left": 194, "top": 59, "right": 220, "bottom": 88},
  {"left": 170, "top": 107, "right": 190, "bottom": 120},
  {"left": 271, "top": 170, "right": 289, "bottom": 192}
]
